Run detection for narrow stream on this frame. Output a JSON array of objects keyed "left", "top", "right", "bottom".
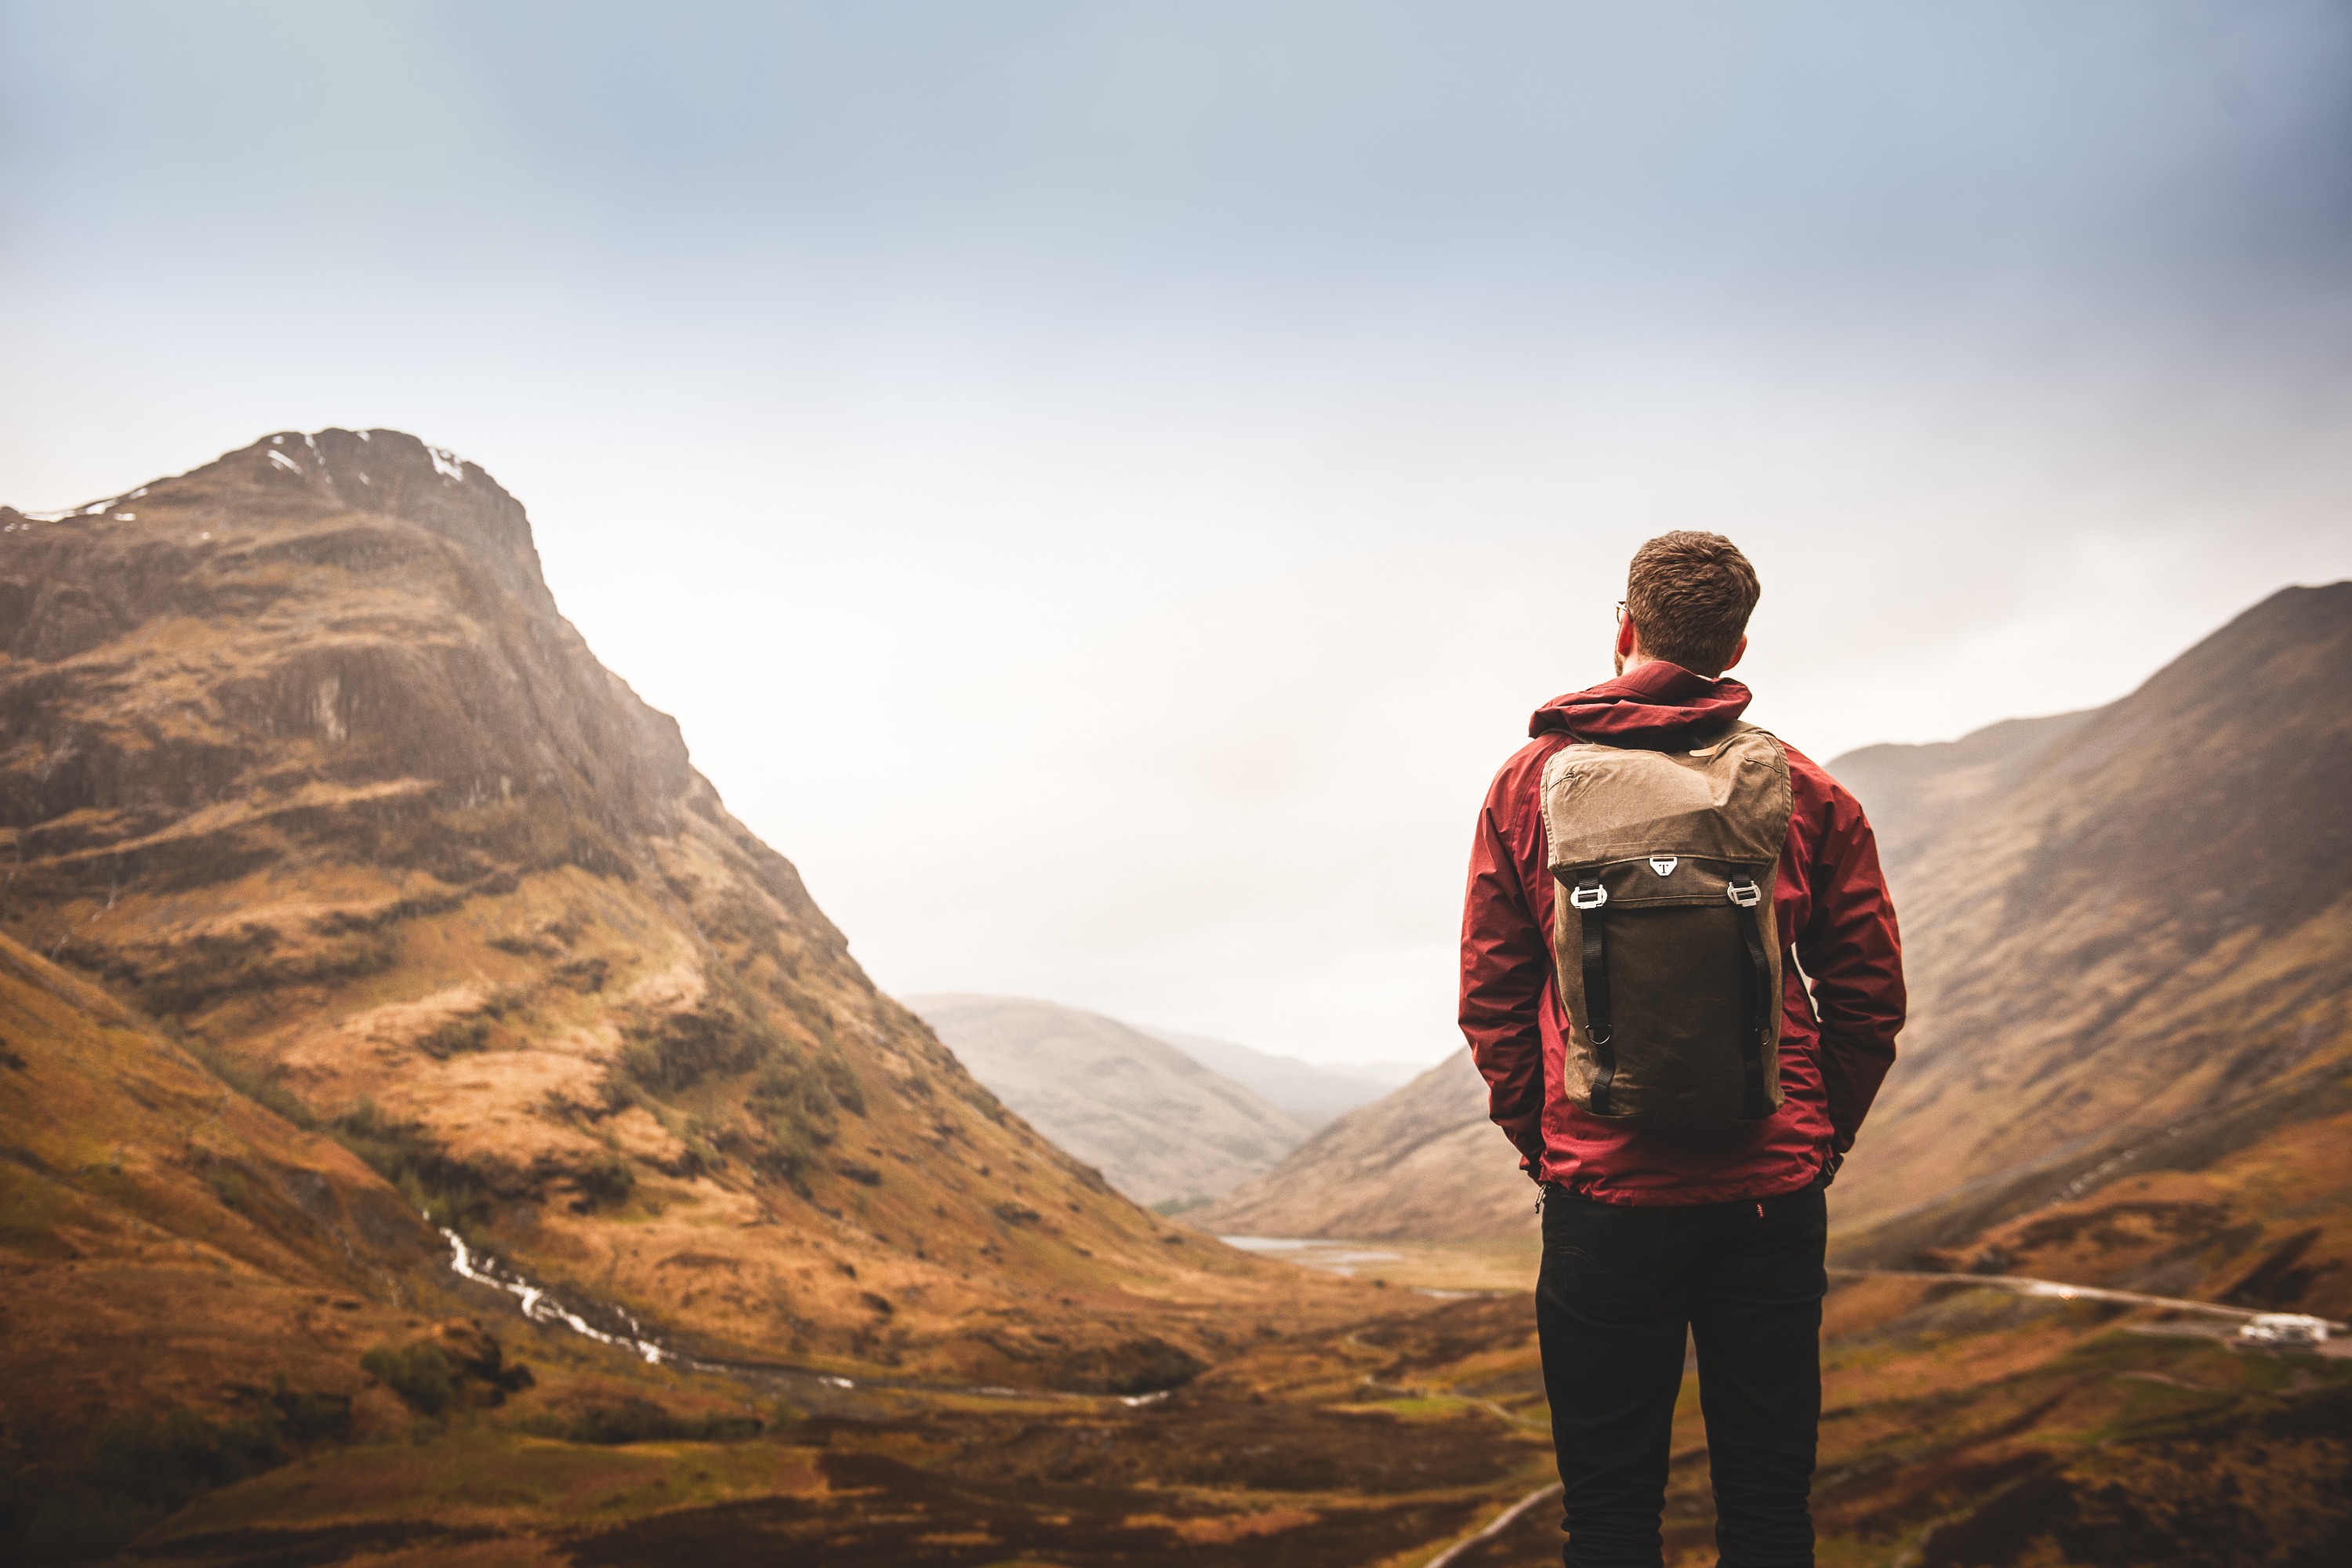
[
  {"left": 431, "top": 1221, "right": 1178, "bottom": 1402},
  {"left": 435, "top": 1225, "right": 858, "bottom": 1389}
]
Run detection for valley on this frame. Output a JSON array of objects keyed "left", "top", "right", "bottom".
[
  {"left": 2, "top": 431, "right": 2347, "bottom": 1565},
  {"left": 0, "top": 433, "right": 1371, "bottom": 1561},
  {"left": 906, "top": 995, "right": 1310, "bottom": 1208},
  {"left": 1192, "top": 1048, "right": 1537, "bottom": 1242}
]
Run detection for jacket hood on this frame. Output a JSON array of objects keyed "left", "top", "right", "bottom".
[{"left": 1530, "top": 660, "right": 1753, "bottom": 748}]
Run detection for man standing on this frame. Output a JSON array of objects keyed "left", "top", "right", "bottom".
[{"left": 1459, "top": 532, "right": 1904, "bottom": 1567}]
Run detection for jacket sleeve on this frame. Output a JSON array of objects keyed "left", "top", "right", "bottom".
[
  {"left": 1459, "top": 760, "right": 1551, "bottom": 1174},
  {"left": 1795, "top": 776, "right": 1907, "bottom": 1151}
]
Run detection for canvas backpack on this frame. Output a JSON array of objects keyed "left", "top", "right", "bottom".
[{"left": 1539, "top": 722, "right": 1794, "bottom": 1126}]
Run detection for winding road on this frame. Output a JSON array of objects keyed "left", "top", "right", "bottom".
[{"left": 1828, "top": 1265, "right": 2348, "bottom": 1339}]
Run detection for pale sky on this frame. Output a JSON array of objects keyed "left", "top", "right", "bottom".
[{"left": 5, "top": 2, "right": 2349, "bottom": 1066}]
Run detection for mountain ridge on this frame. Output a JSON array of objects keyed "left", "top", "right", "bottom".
[
  {"left": 1140, "top": 1028, "right": 1407, "bottom": 1129},
  {"left": 0, "top": 428, "right": 1359, "bottom": 1406},
  {"left": 906, "top": 995, "right": 1308, "bottom": 1205},
  {"left": 1185, "top": 583, "right": 2352, "bottom": 1275},
  {"left": 1190, "top": 1050, "right": 1534, "bottom": 1240},
  {"left": 1830, "top": 580, "right": 2352, "bottom": 1235}
]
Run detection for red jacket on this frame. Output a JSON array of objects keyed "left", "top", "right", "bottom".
[{"left": 1459, "top": 660, "right": 1905, "bottom": 1204}]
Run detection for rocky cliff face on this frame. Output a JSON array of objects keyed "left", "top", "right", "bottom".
[{"left": 0, "top": 430, "right": 1341, "bottom": 1392}]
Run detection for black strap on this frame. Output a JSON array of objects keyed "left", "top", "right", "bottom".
[
  {"left": 1577, "top": 880, "right": 1617, "bottom": 1116},
  {"left": 1734, "top": 892, "right": 1773, "bottom": 1121}
]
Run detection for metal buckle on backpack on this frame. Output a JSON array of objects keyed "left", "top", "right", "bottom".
[
  {"left": 1569, "top": 883, "right": 1608, "bottom": 910},
  {"left": 1726, "top": 878, "right": 1762, "bottom": 908}
]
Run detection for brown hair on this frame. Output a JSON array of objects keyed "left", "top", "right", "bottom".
[{"left": 1624, "top": 532, "right": 1760, "bottom": 677}]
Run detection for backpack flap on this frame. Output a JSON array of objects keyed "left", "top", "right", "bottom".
[{"left": 1540, "top": 727, "right": 1795, "bottom": 1127}]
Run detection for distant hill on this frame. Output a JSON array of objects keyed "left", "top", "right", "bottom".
[
  {"left": 1828, "top": 582, "right": 2352, "bottom": 1255},
  {"left": 908, "top": 996, "right": 1309, "bottom": 1205},
  {"left": 1189, "top": 1051, "right": 1534, "bottom": 1240},
  {"left": 1142, "top": 1029, "right": 1403, "bottom": 1129}
]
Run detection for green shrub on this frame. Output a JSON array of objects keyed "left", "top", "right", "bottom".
[
  {"left": 180, "top": 1036, "right": 317, "bottom": 1130},
  {"left": 419, "top": 1017, "right": 491, "bottom": 1058},
  {"left": 201, "top": 1163, "right": 249, "bottom": 1212},
  {"left": 619, "top": 990, "right": 775, "bottom": 1094},
  {"left": 572, "top": 1154, "right": 635, "bottom": 1211},
  {"left": 554, "top": 956, "right": 608, "bottom": 993},
  {"left": 93, "top": 1408, "right": 282, "bottom": 1503},
  {"left": 816, "top": 1048, "right": 866, "bottom": 1117},
  {"left": 361, "top": 1342, "right": 456, "bottom": 1416},
  {"left": 482, "top": 985, "right": 532, "bottom": 1017},
  {"left": 521, "top": 1401, "right": 763, "bottom": 1445},
  {"left": 328, "top": 1101, "right": 492, "bottom": 1241},
  {"left": 361, "top": 1329, "right": 531, "bottom": 1418},
  {"left": 268, "top": 1378, "right": 352, "bottom": 1445},
  {"left": 0, "top": 1403, "right": 303, "bottom": 1564}
]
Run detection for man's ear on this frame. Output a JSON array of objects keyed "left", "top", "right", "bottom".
[
  {"left": 1721, "top": 634, "right": 1748, "bottom": 673},
  {"left": 1614, "top": 614, "right": 1641, "bottom": 666}
]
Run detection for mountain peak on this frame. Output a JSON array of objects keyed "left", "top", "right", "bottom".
[
  {"left": 4, "top": 436, "right": 1362, "bottom": 1394},
  {"left": 230, "top": 428, "right": 550, "bottom": 611},
  {"left": 3, "top": 429, "right": 554, "bottom": 646}
]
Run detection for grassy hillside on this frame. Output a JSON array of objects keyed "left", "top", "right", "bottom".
[
  {"left": 1831, "top": 583, "right": 2352, "bottom": 1252},
  {"left": 0, "top": 430, "right": 1360, "bottom": 1403},
  {"left": 5, "top": 925, "right": 1550, "bottom": 1568},
  {"left": 8, "top": 445, "right": 2343, "bottom": 1565}
]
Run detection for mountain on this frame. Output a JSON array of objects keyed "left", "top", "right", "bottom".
[
  {"left": 1788, "top": 585, "right": 2352, "bottom": 1568},
  {"left": 906, "top": 996, "right": 1308, "bottom": 1205},
  {"left": 7, "top": 445, "right": 2343, "bottom": 1564},
  {"left": 1196, "top": 583, "right": 2352, "bottom": 1286},
  {"left": 1190, "top": 1050, "right": 1535, "bottom": 1240},
  {"left": 1350, "top": 1058, "right": 1443, "bottom": 1086},
  {"left": 1824, "top": 709, "right": 2095, "bottom": 883},
  {"left": 0, "top": 430, "right": 1349, "bottom": 1404},
  {"left": 1142, "top": 1028, "right": 1402, "bottom": 1129},
  {"left": 1828, "top": 582, "right": 2352, "bottom": 1258},
  {"left": 5, "top": 911, "right": 1541, "bottom": 1568}
]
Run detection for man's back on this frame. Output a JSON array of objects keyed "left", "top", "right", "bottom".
[
  {"left": 1460, "top": 660, "right": 1905, "bottom": 1204},
  {"left": 1458, "top": 532, "right": 1904, "bottom": 1568}
]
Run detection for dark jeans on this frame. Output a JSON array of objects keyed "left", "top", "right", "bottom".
[{"left": 1536, "top": 1185, "right": 1828, "bottom": 1567}]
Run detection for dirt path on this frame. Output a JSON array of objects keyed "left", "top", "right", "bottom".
[
  {"left": 1831, "top": 1265, "right": 2347, "bottom": 1337},
  {"left": 1421, "top": 1482, "right": 1562, "bottom": 1568}
]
